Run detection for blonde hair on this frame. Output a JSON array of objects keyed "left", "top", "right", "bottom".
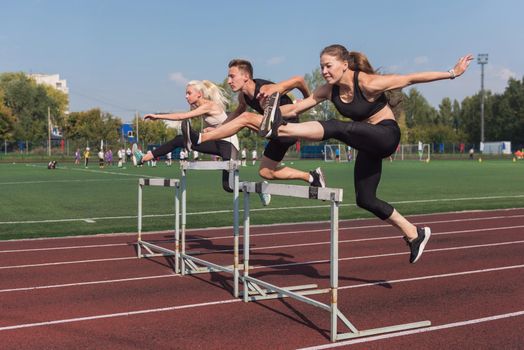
[{"left": 187, "top": 80, "right": 229, "bottom": 111}]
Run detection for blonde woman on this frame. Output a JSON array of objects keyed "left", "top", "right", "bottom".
[{"left": 134, "top": 80, "right": 241, "bottom": 194}]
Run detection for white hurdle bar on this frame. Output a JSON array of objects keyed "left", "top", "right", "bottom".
[
  {"left": 137, "top": 178, "right": 181, "bottom": 273},
  {"left": 179, "top": 160, "right": 242, "bottom": 298},
  {"left": 240, "top": 181, "right": 431, "bottom": 342}
]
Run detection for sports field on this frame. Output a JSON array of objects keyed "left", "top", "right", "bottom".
[{"left": 0, "top": 159, "right": 523, "bottom": 240}]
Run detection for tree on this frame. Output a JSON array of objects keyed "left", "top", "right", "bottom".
[
  {"left": 495, "top": 77, "right": 524, "bottom": 147},
  {"left": 437, "top": 97, "right": 453, "bottom": 126},
  {"left": 66, "top": 108, "right": 122, "bottom": 147},
  {"left": 403, "top": 88, "right": 438, "bottom": 130},
  {"left": 458, "top": 91, "right": 494, "bottom": 144},
  {"left": 0, "top": 91, "right": 16, "bottom": 140},
  {"left": 0, "top": 72, "right": 68, "bottom": 144}
]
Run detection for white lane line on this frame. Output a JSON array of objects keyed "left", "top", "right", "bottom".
[
  {"left": 2, "top": 196, "right": 524, "bottom": 225},
  {"left": 0, "top": 241, "right": 524, "bottom": 293},
  {"left": 0, "top": 274, "right": 175, "bottom": 293},
  {"left": 3, "top": 214, "right": 524, "bottom": 254},
  {"left": 254, "top": 240, "right": 524, "bottom": 271},
  {"left": 1, "top": 264, "right": 523, "bottom": 332},
  {"left": 298, "top": 310, "right": 524, "bottom": 350},
  {"left": 340, "top": 264, "right": 524, "bottom": 290},
  {"left": 0, "top": 179, "right": 135, "bottom": 186},
  {"left": 0, "top": 298, "right": 240, "bottom": 332},
  {"left": 2, "top": 228, "right": 524, "bottom": 271},
  {"left": 0, "top": 243, "right": 129, "bottom": 254},
  {"left": 198, "top": 225, "right": 524, "bottom": 255},
  {"left": 2, "top": 261, "right": 522, "bottom": 295},
  {"left": 0, "top": 257, "right": 135, "bottom": 270}
]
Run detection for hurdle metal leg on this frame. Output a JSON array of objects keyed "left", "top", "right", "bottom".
[
  {"left": 136, "top": 179, "right": 181, "bottom": 273},
  {"left": 239, "top": 181, "right": 431, "bottom": 342},
  {"left": 176, "top": 161, "right": 242, "bottom": 298}
]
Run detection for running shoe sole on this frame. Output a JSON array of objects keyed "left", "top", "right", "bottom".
[
  {"left": 411, "top": 227, "right": 431, "bottom": 263},
  {"left": 259, "top": 92, "right": 280, "bottom": 137}
]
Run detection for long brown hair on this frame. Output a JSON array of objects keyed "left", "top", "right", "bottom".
[
  {"left": 320, "top": 44, "right": 375, "bottom": 74},
  {"left": 321, "top": 44, "right": 402, "bottom": 110}
]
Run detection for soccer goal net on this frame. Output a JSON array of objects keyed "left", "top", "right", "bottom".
[
  {"left": 324, "top": 144, "right": 352, "bottom": 162},
  {"left": 392, "top": 143, "right": 431, "bottom": 161}
]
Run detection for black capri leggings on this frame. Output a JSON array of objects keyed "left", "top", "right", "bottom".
[
  {"left": 319, "top": 119, "right": 401, "bottom": 220},
  {"left": 152, "top": 135, "right": 238, "bottom": 193}
]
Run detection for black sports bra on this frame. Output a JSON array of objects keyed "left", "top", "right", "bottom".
[{"left": 331, "top": 71, "right": 388, "bottom": 122}]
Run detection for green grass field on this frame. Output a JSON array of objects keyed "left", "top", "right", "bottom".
[{"left": 1, "top": 159, "right": 523, "bottom": 240}]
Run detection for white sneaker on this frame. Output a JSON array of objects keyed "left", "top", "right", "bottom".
[{"left": 258, "top": 181, "right": 271, "bottom": 206}]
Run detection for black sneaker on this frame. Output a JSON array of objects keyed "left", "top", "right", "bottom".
[
  {"left": 259, "top": 92, "right": 280, "bottom": 137},
  {"left": 309, "top": 167, "right": 326, "bottom": 187},
  {"left": 405, "top": 227, "right": 431, "bottom": 264}
]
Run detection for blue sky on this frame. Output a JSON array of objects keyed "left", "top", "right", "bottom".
[{"left": 1, "top": 0, "right": 522, "bottom": 122}]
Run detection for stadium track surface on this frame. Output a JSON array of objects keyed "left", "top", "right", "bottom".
[{"left": 1, "top": 208, "right": 523, "bottom": 349}]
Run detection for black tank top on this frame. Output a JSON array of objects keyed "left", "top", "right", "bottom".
[
  {"left": 243, "top": 79, "right": 293, "bottom": 114},
  {"left": 331, "top": 71, "right": 388, "bottom": 122}
]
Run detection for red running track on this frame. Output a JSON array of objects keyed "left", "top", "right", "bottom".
[{"left": 1, "top": 208, "right": 523, "bottom": 349}]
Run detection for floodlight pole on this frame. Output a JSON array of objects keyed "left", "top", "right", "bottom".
[
  {"left": 477, "top": 53, "right": 488, "bottom": 147},
  {"left": 48, "top": 106, "right": 51, "bottom": 157}
]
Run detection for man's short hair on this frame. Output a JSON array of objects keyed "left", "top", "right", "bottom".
[{"left": 228, "top": 59, "right": 253, "bottom": 78}]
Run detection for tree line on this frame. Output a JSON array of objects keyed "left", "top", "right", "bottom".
[{"left": 1, "top": 70, "right": 523, "bottom": 152}]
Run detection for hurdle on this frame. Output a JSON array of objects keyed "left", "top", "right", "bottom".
[
  {"left": 137, "top": 178, "right": 181, "bottom": 273},
  {"left": 240, "top": 181, "right": 431, "bottom": 342},
  {"left": 178, "top": 160, "right": 242, "bottom": 297}
]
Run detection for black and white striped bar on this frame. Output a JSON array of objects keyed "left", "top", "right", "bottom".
[
  {"left": 139, "top": 178, "right": 179, "bottom": 187},
  {"left": 180, "top": 160, "right": 241, "bottom": 171},
  {"left": 241, "top": 181, "right": 343, "bottom": 202}
]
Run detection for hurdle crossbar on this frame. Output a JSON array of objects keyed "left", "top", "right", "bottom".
[
  {"left": 137, "top": 178, "right": 181, "bottom": 273},
  {"left": 240, "top": 181, "right": 431, "bottom": 342},
  {"left": 179, "top": 160, "right": 242, "bottom": 297}
]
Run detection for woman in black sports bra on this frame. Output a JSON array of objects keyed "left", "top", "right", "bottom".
[{"left": 269, "top": 44, "right": 473, "bottom": 264}]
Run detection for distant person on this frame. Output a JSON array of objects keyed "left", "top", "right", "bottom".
[
  {"left": 117, "top": 148, "right": 123, "bottom": 167},
  {"left": 107, "top": 149, "right": 113, "bottom": 166},
  {"left": 251, "top": 148, "right": 258, "bottom": 165},
  {"left": 126, "top": 147, "right": 132, "bottom": 163},
  {"left": 47, "top": 160, "right": 57, "bottom": 169},
  {"left": 83, "top": 147, "right": 90, "bottom": 168},
  {"left": 166, "top": 151, "right": 173, "bottom": 166},
  {"left": 241, "top": 147, "right": 247, "bottom": 166},
  {"left": 74, "top": 148, "right": 81, "bottom": 165},
  {"left": 335, "top": 147, "right": 340, "bottom": 162},
  {"left": 193, "top": 150, "right": 199, "bottom": 161},
  {"left": 98, "top": 149, "right": 105, "bottom": 168},
  {"left": 469, "top": 148, "right": 474, "bottom": 160}
]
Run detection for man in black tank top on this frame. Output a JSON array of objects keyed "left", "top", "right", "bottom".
[{"left": 188, "top": 59, "right": 327, "bottom": 191}]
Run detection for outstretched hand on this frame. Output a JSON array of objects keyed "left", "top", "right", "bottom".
[
  {"left": 453, "top": 54, "right": 474, "bottom": 77},
  {"left": 257, "top": 84, "right": 280, "bottom": 101},
  {"left": 144, "top": 114, "right": 157, "bottom": 120}
]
